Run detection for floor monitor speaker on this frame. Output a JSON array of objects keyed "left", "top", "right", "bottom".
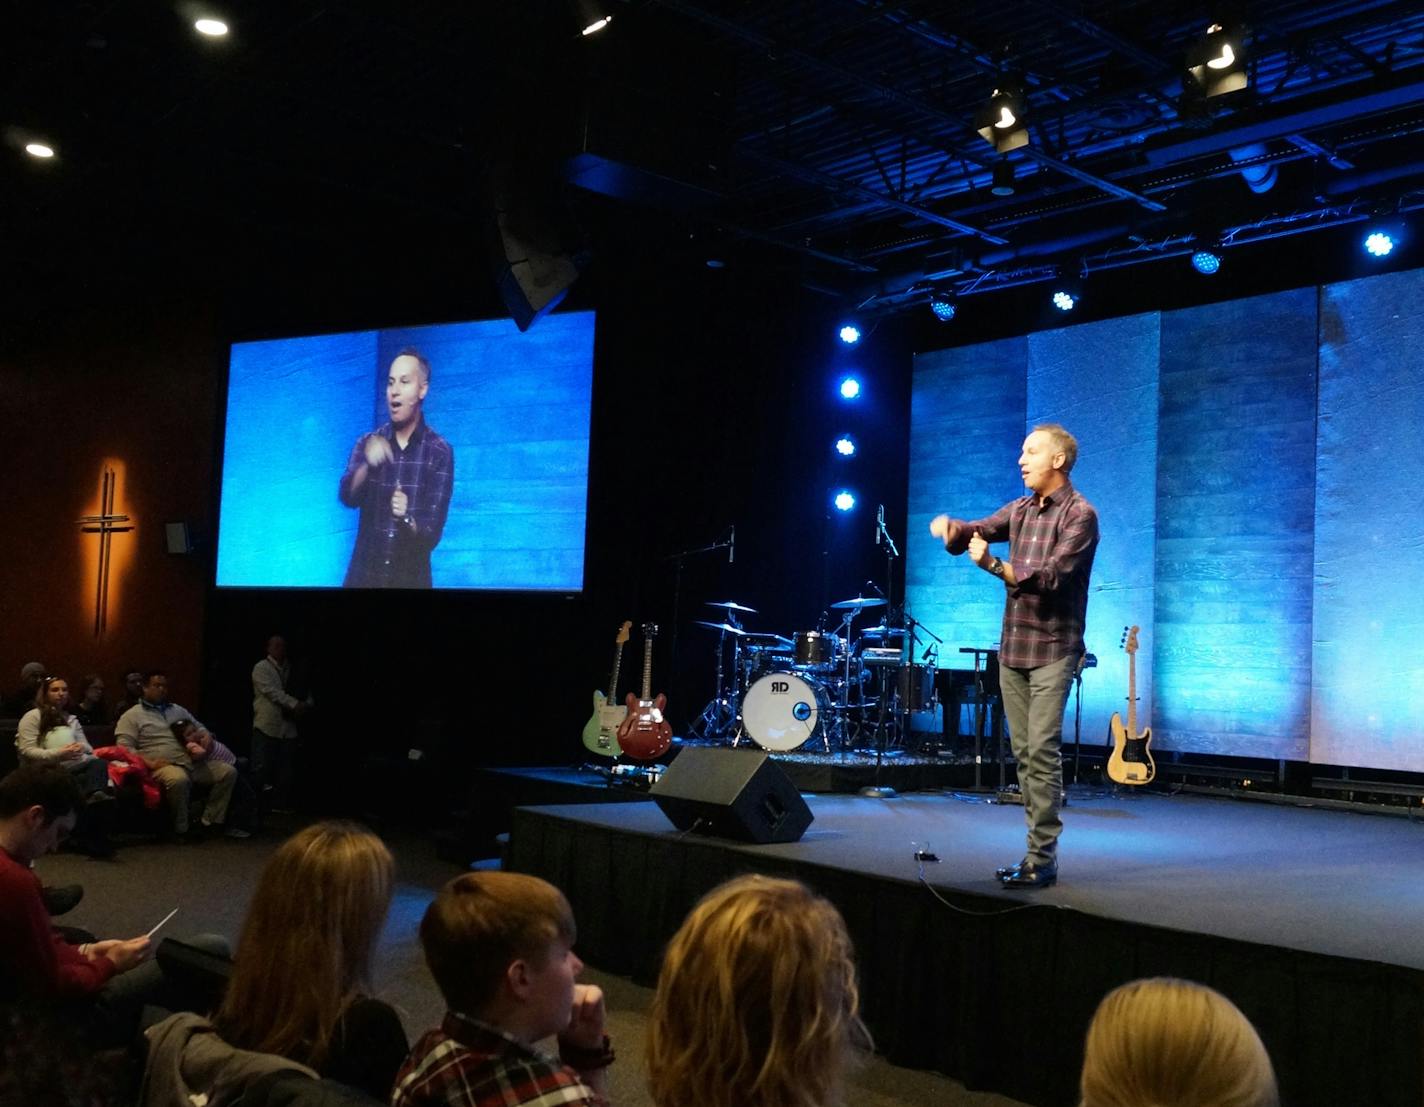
[{"left": 651, "top": 747, "right": 813, "bottom": 844}]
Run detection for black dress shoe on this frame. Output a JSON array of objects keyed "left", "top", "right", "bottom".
[
  {"left": 41, "top": 883, "right": 84, "bottom": 916},
  {"left": 994, "top": 858, "right": 1028, "bottom": 879},
  {"left": 999, "top": 860, "right": 1057, "bottom": 889}
]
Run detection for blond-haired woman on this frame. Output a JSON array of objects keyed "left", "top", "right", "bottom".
[
  {"left": 216, "top": 821, "right": 407, "bottom": 1098},
  {"left": 1080, "top": 977, "right": 1278, "bottom": 1107},
  {"left": 647, "top": 874, "right": 867, "bottom": 1107}
]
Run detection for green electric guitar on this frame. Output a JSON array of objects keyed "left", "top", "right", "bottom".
[{"left": 582, "top": 621, "right": 631, "bottom": 756}]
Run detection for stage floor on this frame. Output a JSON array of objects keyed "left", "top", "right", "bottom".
[
  {"left": 521, "top": 788, "right": 1424, "bottom": 968},
  {"left": 507, "top": 787, "right": 1424, "bottom": 1107}
]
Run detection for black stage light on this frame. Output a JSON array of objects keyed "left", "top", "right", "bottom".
[
  {"left": 975, "top": 81, "right": 1028, "bottom": 154},
  {"left": 1185, "top": 23, "right": 1248, "bottom": 99}
]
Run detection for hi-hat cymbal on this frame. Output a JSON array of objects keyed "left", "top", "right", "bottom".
[
  {"left": 693, "top": 620, "right": 752, "bottom": 635},
  {"left": 705, "top": 600, "right": 758, "bottom": 613},
  {"left": 829, "top": 596, "right": 888, "bottom": 610}
]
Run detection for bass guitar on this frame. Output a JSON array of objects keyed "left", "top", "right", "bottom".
[
  {"left": 617, "top": 622, "right": 673, "bottom": 760},
  {"left": 1107, "top": 624, "right": 1155, "bottom": 785},
  {"left": 581, "top": 621, "right": 631, "bottom": 756}
]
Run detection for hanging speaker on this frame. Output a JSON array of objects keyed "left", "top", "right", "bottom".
[
  {"left": 651, "top": 748, "right": 813, "bottom": 844},
  {"left": 484, "top": 160, "right": 586, "bottom": 332}
]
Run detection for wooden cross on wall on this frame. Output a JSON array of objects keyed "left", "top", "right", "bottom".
[{"left": 78, "top": 466, "right": 133, "bottom": 639}]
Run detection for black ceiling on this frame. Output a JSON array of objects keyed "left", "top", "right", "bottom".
[{"left": 6, "top": 1, "right": 1424, "bottom": 322}]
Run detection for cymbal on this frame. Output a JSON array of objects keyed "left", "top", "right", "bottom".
[
  {"left": 829, "top": 596, "right": 887, "bottom": 610},
  {"left": 705, "top": 600, "right": 758, "bottom": 613},
  {"left": 693, "top": 620, "right": 752, "bottom": 636}
]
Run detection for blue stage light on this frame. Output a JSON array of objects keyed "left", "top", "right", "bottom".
[
  {"left": 929, "top": 293, "right": 956, "bottom": 322},
  {"left": 1052, "top": 289, "right": 1077, "bottom": 312},
  {"left": 1364, "top": 231, "right": 1395, "bottom": 258},
  {"left": 838, "top": 376, "right": 862, "bottom": 400},
  {"left": 1192, "top": 250, "right": 1222, "bottom": 275},
  {"left": 834, "top": 436, "right": 857, "bottom": 457},
  {"left": 833, "top": 490, "right": 857, "bottom": 512},
  {"left": 838, "top": 324, "right": 861, "bottom": 345}
]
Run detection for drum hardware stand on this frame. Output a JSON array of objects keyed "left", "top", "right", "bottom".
[
  {"left": 859, "top": 663, "right": 899, "bottom": 798},
  {"left": 664, "top": 527, "right": 737, "bottom": 722},
  {"left": 958, "top": 646, "right": 1001, "bottom": 793},
  {"left": 1067, "top": 651, "right": 1097, "bottom": 786},
  {"left": 826, "top": 608, "right": 859, "bottom": 751},
  {"left": 691, "top": 615, "right": 743, "bottom": 742}
]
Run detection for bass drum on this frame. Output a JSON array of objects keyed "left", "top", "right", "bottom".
[{"left": 742, "top": 671, "right": 830, "bottom": 752}]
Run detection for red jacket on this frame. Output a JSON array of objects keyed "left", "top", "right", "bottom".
[{"left": 94, "top": 744, "right": 162, "bottom": 809}]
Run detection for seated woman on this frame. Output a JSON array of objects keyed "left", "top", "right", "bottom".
[
  {"left": 647, "top": 874, "right": 869, "bottom": 1107},
  {"left": 73, "top": 674, "right": 111, "bottom": 728},
  {"left": 1080, "top": 977, "right": 1278, "bottom": 1107},
  {"left": 16, "top": 676, "right": 115, "bottom": 856},
  {"left": 214, "top": 821, "right": 408, "bottom": 1098}
]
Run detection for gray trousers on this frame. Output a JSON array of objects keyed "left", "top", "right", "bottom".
[{"left": 998, "top": 651, "right": 1078, "bottom": 866}]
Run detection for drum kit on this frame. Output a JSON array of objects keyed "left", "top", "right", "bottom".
[{"left": 689, "top": 597, "right": 941, "bottom": 753}]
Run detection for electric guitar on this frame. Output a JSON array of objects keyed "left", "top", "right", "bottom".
[
  {"left": 581, "top": 621, "right": 631, "bottom": 756},
  {"left": 1107, "top": 625, "right": 1155, "bottom": 785},
  {"left": 616, "top": 622, "right": 672, "bottom": 761}
]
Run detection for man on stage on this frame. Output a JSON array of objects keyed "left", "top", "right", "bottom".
[
  {"left": 339, "top": 348, "right": 454, "bottom": 588},
  {"left": 931, "top": 423, "right": 1098, "bottom": 889}
]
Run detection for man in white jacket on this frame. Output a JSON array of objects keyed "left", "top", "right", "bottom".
[{"left": 250, "top": 636, "right": 309, "bottom": 812}]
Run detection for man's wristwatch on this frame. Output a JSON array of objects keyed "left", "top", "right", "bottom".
[{"left": 987, "top": 556, "right": 1006, "bottom": 578}]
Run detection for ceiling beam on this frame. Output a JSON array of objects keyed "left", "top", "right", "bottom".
[{"left": 652, "top": 0, "right": 1166, "bottom": 212}]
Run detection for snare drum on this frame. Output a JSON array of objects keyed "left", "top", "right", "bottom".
[
  {"left": 793, "top": 630, "right": 842, "bottom": 668},
  {"left": 742, "top": 671, "right": 831, "bottom": 751}
]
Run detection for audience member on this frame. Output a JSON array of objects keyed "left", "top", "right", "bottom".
[
  {"left": 73, "top": 674, "right": 111, "bottom": 728},
  {"left": 169, "top": 721, "right": 252, "bottom": 839},
  {"left": 114, "top": 669, "right": 145, "bottom": 717},
  {"left": 15, "top": 677, "right": 116, "bottom": 857},
  {"left": 0, "top": 766, "right": 150, "bottom": 1023},
  {"left": 250, "top": 634, "right": 309, "bottom": 812},
  {"left": 647, "top": 874, "right": 867, "bottom": 1107},
  {"left": 17, "top": 677, "right": 110, "bottom": 794},
  {"left": 114, "top": 671, "right": 237, "bottom": 840},
  {"left": 215, "top": 821, "right": 407, "bottom": 1099},
  {"left": 393, "top": 871, "right": 611, "bottom": 1107},
  {"left": 2, "top": 662, "right": 47, "bottom": 718},
  {"left": 1079, "top": 977, "right": 1278, "bottom": 1107}
]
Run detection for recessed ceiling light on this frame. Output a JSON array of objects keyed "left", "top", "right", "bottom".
[
  {"left": 24, "top": 143, "right": 55, "bottom": 159},
  {"left": 194, "top": 17, "right": 229, "bottom": 37}
]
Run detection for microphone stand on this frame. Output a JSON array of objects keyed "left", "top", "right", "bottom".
[
  {"left": 860, "top": 509, "right": 902, "bottom": 800},
  {"left": 663, "top": 529, "right": 735, "bottom": 721}
]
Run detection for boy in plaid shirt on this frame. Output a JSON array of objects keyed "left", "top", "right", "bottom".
[{"left": 393, "top": 872, "right": 613, "bottom": 1107}]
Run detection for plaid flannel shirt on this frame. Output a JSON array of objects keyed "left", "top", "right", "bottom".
[
  {"left": 392, "top": 1012, "right": 605, "bottom": 1107},
  {"left": 339, "top": 417, "right": 454, "bottom": 589},
  {"left": 948, "top": 481, "right": 1099, "bottom": 669}
]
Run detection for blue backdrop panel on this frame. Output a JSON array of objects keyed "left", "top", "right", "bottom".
[
  {"left": 1154, "top": 289, "right": 1318, "bottom": 759},
  {"left": 906, "top": 338, "right": 1027, "bottom": 662},
  {"left": 217, "top": 312, "right": 593, "bottom": 591},
  {"left": 218, "top": 330, "right": 376, "bottom": 586},
  {"left": 1312, "top": 268, "right": 1424, "bottom": 770},
  {"left": 1028, "top": 314, "right": 1160, "bottom": 744}
]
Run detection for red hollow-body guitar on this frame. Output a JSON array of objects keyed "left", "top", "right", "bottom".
[{"left": 617, "top": 622, "right": 672, "bottom": 760}]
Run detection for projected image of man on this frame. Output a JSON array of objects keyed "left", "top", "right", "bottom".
[
  {"left": 339, "top": 348, "right": 454, "bottom": 588},
  {"left": 930, "top": 424, "right": 1098, "bottom": 890}
]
